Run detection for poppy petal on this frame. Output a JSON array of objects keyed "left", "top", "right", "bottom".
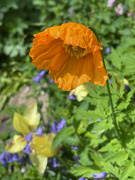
[
  {"left": 93, "top": 50, "right": 103, "bottom": 68},
  {"left": 48, "top": 23, "right": 102, "bottom": 52},
  {"left": 30, "top": 39, "right": 69, "bottom": 71},
  {"left": 90, "top": 65, "right": 108, "bottom": 86},
  {"left": 49, "top": 54, "right": 94, "bottom": 91},
  {"left": 30, "top": 22, "right": 108, "bottom": 90}
]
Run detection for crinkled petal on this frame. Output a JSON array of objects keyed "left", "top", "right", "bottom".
[
  {"left": 29, "top": 150, "right": 48, "bottom": 174},
  {"left": 90, "top": 62, "right": 108, "bottom": 86},
  {"left": 23, "top": 103, "right": 40, "bottom": 130},
  {"left": 49, "top": 54, "right": 94, "bottom": 91},
  {"left": 30, "top": 38, "right": 69, "bottom": 71},
  {"left": 48, "top": 23, "right": 102, "bottom": 52},
  {"left": 93, "top": 50, "right": 104, "bottom": 68},
  {"left": 29, "top": 22, "right": 108, "bottom": 91},
  {"left": 6, "top": 135, "right": 27, "bottom": 153}
]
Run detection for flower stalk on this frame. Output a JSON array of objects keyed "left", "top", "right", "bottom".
[{"left": 88, "top": 26, "right": 121, "bottom": 140}]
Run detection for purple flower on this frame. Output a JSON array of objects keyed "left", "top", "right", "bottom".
[
  {"left": 33, "top": 76, "right": 41, "bottom": 83},
  {"left": 91, "top": 172, "right": 107, "bottom": 178},
  {"left": 24, "top": 132, "right": 33, "bottom": 142},
  {"left": 105, "top": 47, "right": 111, "bottom": 54},
  {"left": 116, "top": 4, "right": 124, "bottom": 16},
  {"left": 12, "top": 153, "right": 19, "bottom": 162},
  {"left": 71, "top": 146, "right": 78, "bottom": 150},
  {"left": 51, "top": 119, "right": 66, "bottom": 133},
  {"left": 36, "top": 126, "right": 43, "bottom": 136},
  {"left": 57, "top": 119, "right": 66, "bottom": 130},
  {"left": 98, "top": 118, "right": 102, "bottom": 122},
  {"left": 5, "top": 152, "right": 13, "bottom": 163},
  {"left": 48, "top": 78, "right": 55, "bottom": 84},
  {"left": 19, "top": 155, "right": 25, "bottom": 165},
  {"left": 33, "top": 70, "right": 47, "bottom": 83},
  {"left": 0, "top": 152, "right": 7, "bottom": 167},
  {"left": 51, "top": 123, "right": 57, "bottom": 134},
  {"left": 78, "top": 178, "right": 85, "bottom": 180},
  {"left": 107, "top": 0, "right": 115, "bottom": 7},
  {"left": 88, "top": 119, "right": 92, "bottom": 123},
  {"left": 110, "top": 79, "right": 112, "bottom": 85},
  {"left": 70, "top": 10, "right": 75, "bottom": 15},
  {"left": 68, "top": 94, "right": 76, "bottom": 100},
  {"left": 73, "top": 156, "right": 80, "bottom": 165},
  {"left": 52, "top": 158, "right": 60, "bottom": 168},
  {"left": 39, "top": 70, "right": 47, "bottom": 78},
  {"left": 23, "top": 144, "right": 32, "bottom": 155},
  {"left": 0, "top": 152, "right": 20, "bottom": 167}
]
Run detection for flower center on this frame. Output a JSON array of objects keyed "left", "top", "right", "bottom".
[{"left": 63, "top": 44, "right": 88, "bottom": 59}]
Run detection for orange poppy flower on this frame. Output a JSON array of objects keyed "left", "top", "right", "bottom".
[{"left": 29, "top": 22, "right": 108, "bottom": 91}]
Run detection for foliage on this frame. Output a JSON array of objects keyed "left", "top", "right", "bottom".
[{"left": 0, "top": 0, "right": 135, "bottom": 179}]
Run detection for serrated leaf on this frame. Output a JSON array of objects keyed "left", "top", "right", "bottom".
[
  {"left": 52, "top": 126, "right": 75, "bottom": 149},
  {"left": 104, "top": 162, "right": 119, "bottom": 177},
  {"left": 105, "top": 149, "right": 128, "bottom": 163},
  {"left": 120, "top": 161, "right": 135, "bottom": 180},
  {"left": 69, "top": 165, "right": 99, "bottom": 178}
]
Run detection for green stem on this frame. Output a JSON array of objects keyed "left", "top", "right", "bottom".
[
  {"left": 101, "top": 52, "right": 121, "bottom": 140},
  {"left": 88, "top": 26, "right": 121, "bottom": 140}
]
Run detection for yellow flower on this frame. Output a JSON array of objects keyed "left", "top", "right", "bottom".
[
  {"left": 70, "top": 84, "right": 89, "bottom": 102},
  {"left": 29, "top": 133, "right": 58, "bottom": 173},
  {"left": 6, "top": 103, "right": 40, "bottom": 153},
  {"left": 31, "top": 133, "right": 58, "bottom": 157},
  {"left": 29, "top": 22, "right": 108, "bottom": 91},
  {"left": 5, "top": 103, "right": 58, "bottom": 173}
]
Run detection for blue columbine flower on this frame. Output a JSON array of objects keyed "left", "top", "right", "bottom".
[{"left": 91, "top": 172, "right": 107, "bottom": 178}]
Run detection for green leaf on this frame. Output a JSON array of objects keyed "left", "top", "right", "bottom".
[
  {"left": 69, "top": 165, "right": 99, "bottom": 178},
  {"left": 99, "top": 139, "right": 122, "bottom": 152},
  {"left": 120, "top": 161, "right": 135, "bottom": 180},
  {"left": 105, "top": 149, "right": 128, "bottom": 164},
  {"left": 52, "top": 126, "right": 75, "bottom": 149},
  {"left": 104, "top": 162, "right": 119, "bottom": 178}
]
